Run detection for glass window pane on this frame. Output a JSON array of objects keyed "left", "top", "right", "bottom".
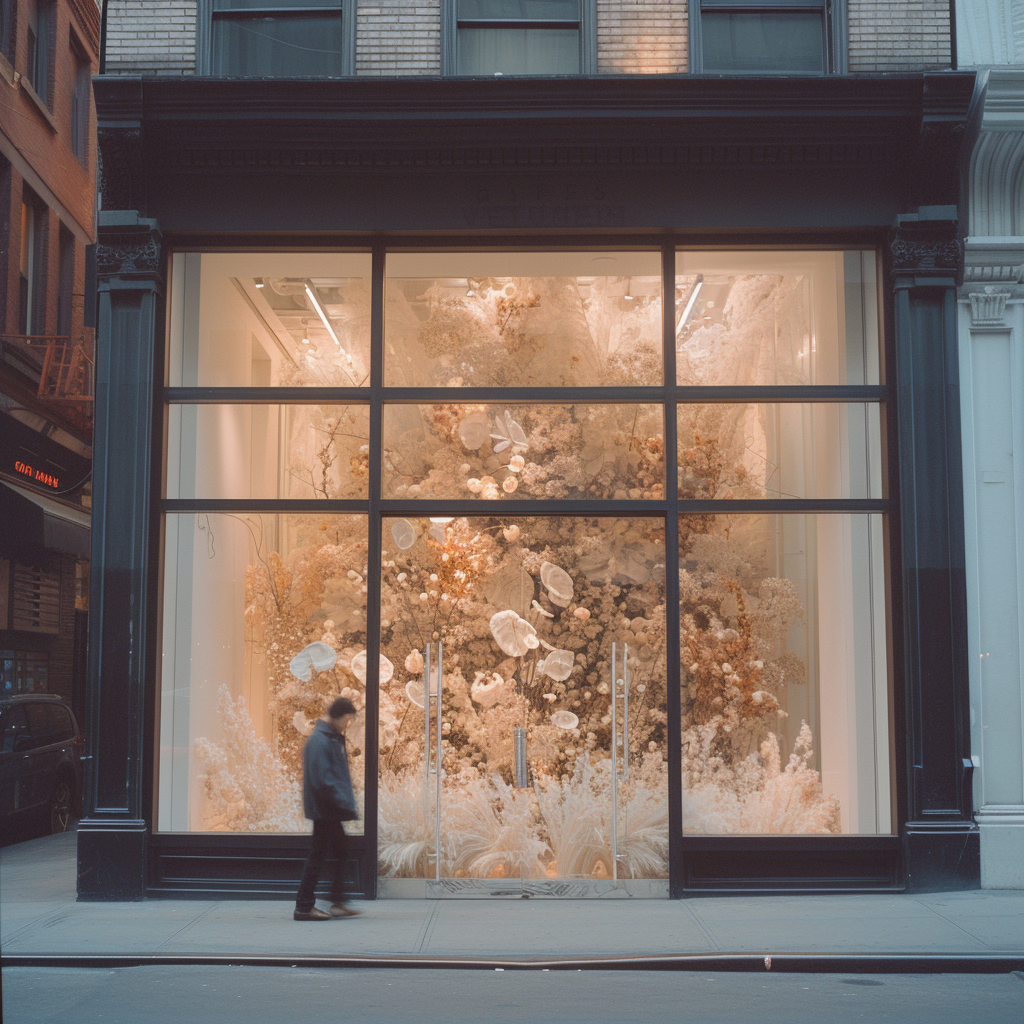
[
  {"left": 702, "top": 11, "right": 824, "bottom": 74},
  {"left": 677, "top": 403, "right": 884, "bottom": 500},
  {"left": 212, "top": 13, "right": 343, "bottom": 77},
  {"left": 459, "top": 0, "right": 579, "bottom": 20},
  {"left": 385, "top": 252, "right": 663, "bottom": 386},
  {"left": 216, "top": 1, "right": 340, "bottom": 8},
  {"left": 458, "top": 27, "right": 579, "bottom": 74},
  {"left": 166, "top": 404, "right": 369, "bottom": 500},
  {"left": 675, "top": 251, "right": 880, "bottom": 386},
  {"left": 679, "top": 513, "right": 891, "bottom": 835},
  {"left": 384, "top": 404, "right": 664, "bottom": 499},
  {"left": 159, "top": 514, "right": 368, "bottom": 834},
  {"left": 379, "top": 515, "right": 668, "bottom": 882},
  {"left": 167, "top": 253, "right": 371, "bottom": 387}
]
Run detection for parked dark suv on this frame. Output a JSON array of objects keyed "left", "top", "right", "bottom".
[{"left": 1, "top": 695, "right": 83, "bottom": 835}]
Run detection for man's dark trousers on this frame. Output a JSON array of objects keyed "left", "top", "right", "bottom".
[{"left": 296, "top": 820, "right": 349, "bottom": 912}]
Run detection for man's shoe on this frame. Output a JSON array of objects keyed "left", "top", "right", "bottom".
[
  {"left": 329, "top": 902, "right": 362, "bottom": 918},
  {"left": 293, "top": 907, "right": 331, "bottom": 921}
]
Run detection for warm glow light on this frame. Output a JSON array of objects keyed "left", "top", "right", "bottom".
[
  {"left": 430, "top": 517, "right": 455, "bottom": 524},
  {"left": 304, "top": 283, "right": 341, "bottom": 347}
]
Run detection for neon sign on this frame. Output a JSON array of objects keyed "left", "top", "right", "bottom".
[{"left": 13, "top": 460, "right": 59, "bottom": 490}]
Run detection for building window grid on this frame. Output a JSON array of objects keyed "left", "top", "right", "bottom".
[
  {"left": 690, "top": 0, "right": 846, "bottom": 75},
  {"left": 444, "top": 0, "right": 596, "bottom": 75},
  {"left": 159, "top": 244, "right": 888, "bottom": 856},
  {"left": 202, "top": 0, "right": 355, "bottom": 76}
]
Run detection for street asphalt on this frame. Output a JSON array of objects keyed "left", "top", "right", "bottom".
[{"left": 4, "top": 967, "right": 1024, "bottom": 1024}]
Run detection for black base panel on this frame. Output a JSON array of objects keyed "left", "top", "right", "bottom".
[
  {"left": 146, "top": 835, "right": 372, "bottom": 900},
  {"left": 678, "top": 837, "right": 902, "bottom": 893},
  {"left": 905, "top": 827, "right": 981, "bottom": 893}
]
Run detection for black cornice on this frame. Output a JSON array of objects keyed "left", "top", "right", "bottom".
[
  {"left": 95, "top": 73, "right": 975, "bottom": 138},
  {"left": 94, "top": 72, "right": 978, "bottom": 216}
]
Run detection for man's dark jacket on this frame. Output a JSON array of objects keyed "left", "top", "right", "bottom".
[{"left": 302, "top": 720, "right": 358, "bottom": 821}]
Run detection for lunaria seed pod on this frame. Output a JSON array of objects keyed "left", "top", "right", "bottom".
[
  {"left": 489, "top": 609, "right": 537, "bottom": 657},
  {"left": 351, "top": 650, "right": 394, "bottom": 686},
  {"left": 551, "top": 710, "right": 579, "bottom": 730},
  {"left": 391, "top": 519, "right": 416, "bottom": 550},
  {"left": 289, "top": 641, "right": 338, "bottom": 682},
  {"left": 540, "top": 561, "right": 573, "bottom": 608}
]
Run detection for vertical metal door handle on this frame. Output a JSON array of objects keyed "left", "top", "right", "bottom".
[
  {"left": 435, "top": 642, "right": 443, "bottom": 881},
  {"left": 423, "top": 644, "right": 431, "bottom": 776}
]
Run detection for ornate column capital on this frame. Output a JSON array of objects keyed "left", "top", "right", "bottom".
[
  {"left": 889, "top": 208, "right": 963, "bottom": 285},
  {"left": 968, "top": 288, "right": 1012, "bottom": 326},
  {"left": 96, "top": 213, "right": 164, "bottom": 288}
]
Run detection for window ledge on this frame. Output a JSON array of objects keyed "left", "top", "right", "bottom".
[{"left": 20, "top": 78, "right": 58, "bottom": 133}]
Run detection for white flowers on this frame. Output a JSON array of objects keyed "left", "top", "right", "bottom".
[{"left": 490, "top": 410, "right": 528, "bottom": 455}]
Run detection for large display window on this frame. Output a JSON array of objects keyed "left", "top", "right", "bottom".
[{"left": 158, "top": 246, "right": 891, "bottom": 892}]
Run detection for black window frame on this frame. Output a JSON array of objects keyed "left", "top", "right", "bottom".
[
  {"left": 443, "top": 0, "right": 596, "bottom": 75},
  {"left": 197, "top": 0, "right": 356, "bottom": 77},
  {"left": 689, "top": 0, "right": 847, "bottom": 76}
]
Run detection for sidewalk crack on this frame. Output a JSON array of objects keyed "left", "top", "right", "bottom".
[
  {"left": 414, "top": 901, "right": 440, "bottom": 953},
  {"left": 678, "top": 900, "right": 723, "bottom": 951},
  {"left": 154, "top": 902, "right": 220, "bottom": 952},
  {"left": 912, "top": 897, "right": 994, "bottom": 951}
]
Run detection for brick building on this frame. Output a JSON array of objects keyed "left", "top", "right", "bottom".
[
  {"left": 81, "top": 1, "right": 985, "bottom": 901},
  {"left": 0, "top": 0, "right": 98, "bottom": 729}
]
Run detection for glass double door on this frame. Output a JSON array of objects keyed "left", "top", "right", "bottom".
[{"left": 378, "top": 516, "right": 669, "bottom": 896}]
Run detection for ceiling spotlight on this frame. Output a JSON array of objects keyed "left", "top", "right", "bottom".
[
  {"left": 623, "top": 277, "right": 634, "bottom": 301},
  {"left": 304, "top": 283, "right": 341, "bottom": 347},
  {"left": 255, "top": 278, "right": 265, "bottom": 289},
  {"left": 300, "top": 320, "right": 310, "bottom": 345},
  {"left": 680, "top": 275, "right": 704, "bottom": 325}
]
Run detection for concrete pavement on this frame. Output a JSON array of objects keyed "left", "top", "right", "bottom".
[{"left": 2, "top": 830, "right": 1023, "bottom": 969}]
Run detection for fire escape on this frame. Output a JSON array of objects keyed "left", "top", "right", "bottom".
[{"left": 0, "top": 293, "right": 95, "bottom": 436}]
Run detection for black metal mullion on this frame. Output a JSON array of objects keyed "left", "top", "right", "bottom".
[
  {"left": 164, "top": 387, "right": 369, "bottom": 404},
  {"left": 363, "top": 241, "right": 386, "bottom": 898},
  {"left": 161, "top": 499, "right": 368, "bottom": 513},
  {"left": 662, "top": 245, "right": 684, "bottom": 898}
]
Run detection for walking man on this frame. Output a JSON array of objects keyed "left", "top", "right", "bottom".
[{"left": 294, "top": 697, "right": 362, "bottom": 921}]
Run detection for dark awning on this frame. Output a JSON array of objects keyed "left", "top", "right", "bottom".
[{"left": 0, "top": 480, "right": 91, "bottom": 559}]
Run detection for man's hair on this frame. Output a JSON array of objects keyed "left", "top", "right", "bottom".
[{"left": 328, "top": 697, "right": 357, "bottom": 719}]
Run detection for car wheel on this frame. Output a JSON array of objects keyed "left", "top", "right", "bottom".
[{"left": 49, "top": 777, "right": 73, "bottom": 834}]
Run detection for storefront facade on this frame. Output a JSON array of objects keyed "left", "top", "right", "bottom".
[{"left": 79, "top": 71, "right": 981, "bottom": 899}]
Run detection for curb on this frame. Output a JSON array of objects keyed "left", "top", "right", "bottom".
[{"left": 4, "top": 953, "right": 1024, "bottom": 973}]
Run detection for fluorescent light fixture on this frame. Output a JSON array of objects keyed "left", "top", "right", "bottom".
[
  {"left": 304, "top": 283, "right": 340, "bottom": 347},
  {"left": 430, "top": 517, "right": 455, "bottom": 524},
  {"left": 680, "top": 276, "right": 703, "bottom": 325}
]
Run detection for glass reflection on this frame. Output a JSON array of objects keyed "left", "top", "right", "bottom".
[
  {"left": 677, "top": 403, "right": 883, "bottom": 500},
  {"left": 167, "top": 404, "right": 369, "bottom": 500},
  {"left": 158, "top": 514, "right": 367, "bottom": 834},
  {"left": 167, "top": 253, "right": 372, "bottom": 388},
  {"left": 384, "top": 252, "right": 663, "bottom": 387},
  {"left": 675, "top": 251, "right": 880, "bottom": 386},
  {"left": 678, "top": 513, "right": 891, "bottom": 835},
  {"left": 383, "top": 404, "right": 664, "bottom": 500}
]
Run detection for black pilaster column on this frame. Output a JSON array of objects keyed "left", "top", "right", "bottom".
[
  {"left": 77, "top": 211, "right": 163, "bottom": 900},
  {"left": 891, "top": 208, "right": 980, "bottom": 892}
]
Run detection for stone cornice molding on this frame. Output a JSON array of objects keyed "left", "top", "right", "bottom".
[
  {"left": 963, "top": 238, "right": 1024, "bottom": 284},
  {"left": 969, "top": 70, "right": 1024, "bottom": 236}
]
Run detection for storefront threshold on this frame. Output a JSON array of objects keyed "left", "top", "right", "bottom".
[{"left": 378, "top": 878, "right": 670, "bottom": 899}]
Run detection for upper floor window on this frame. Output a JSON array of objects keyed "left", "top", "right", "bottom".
[
  {"left": 1, "top": 0, "right": 15, "bottom": 65},
  {"left": 694, "top": 0, "right": 840, "bottom": 74},
  {"left": 70, "top": 45, "right": 90, "bottom": 165},
  {"left": 27, "top": 0, "right": 52, "bottom": 104},
  {"left": 450, "top": 0, "right": 591, "bottom": 75},
  {"left": 209, "top": 0, "right": 349, "bottom": 76}
]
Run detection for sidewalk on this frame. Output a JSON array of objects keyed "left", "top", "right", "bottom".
[{"left": 3, "top": 830, "right": 1023, "bottom": 970}]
